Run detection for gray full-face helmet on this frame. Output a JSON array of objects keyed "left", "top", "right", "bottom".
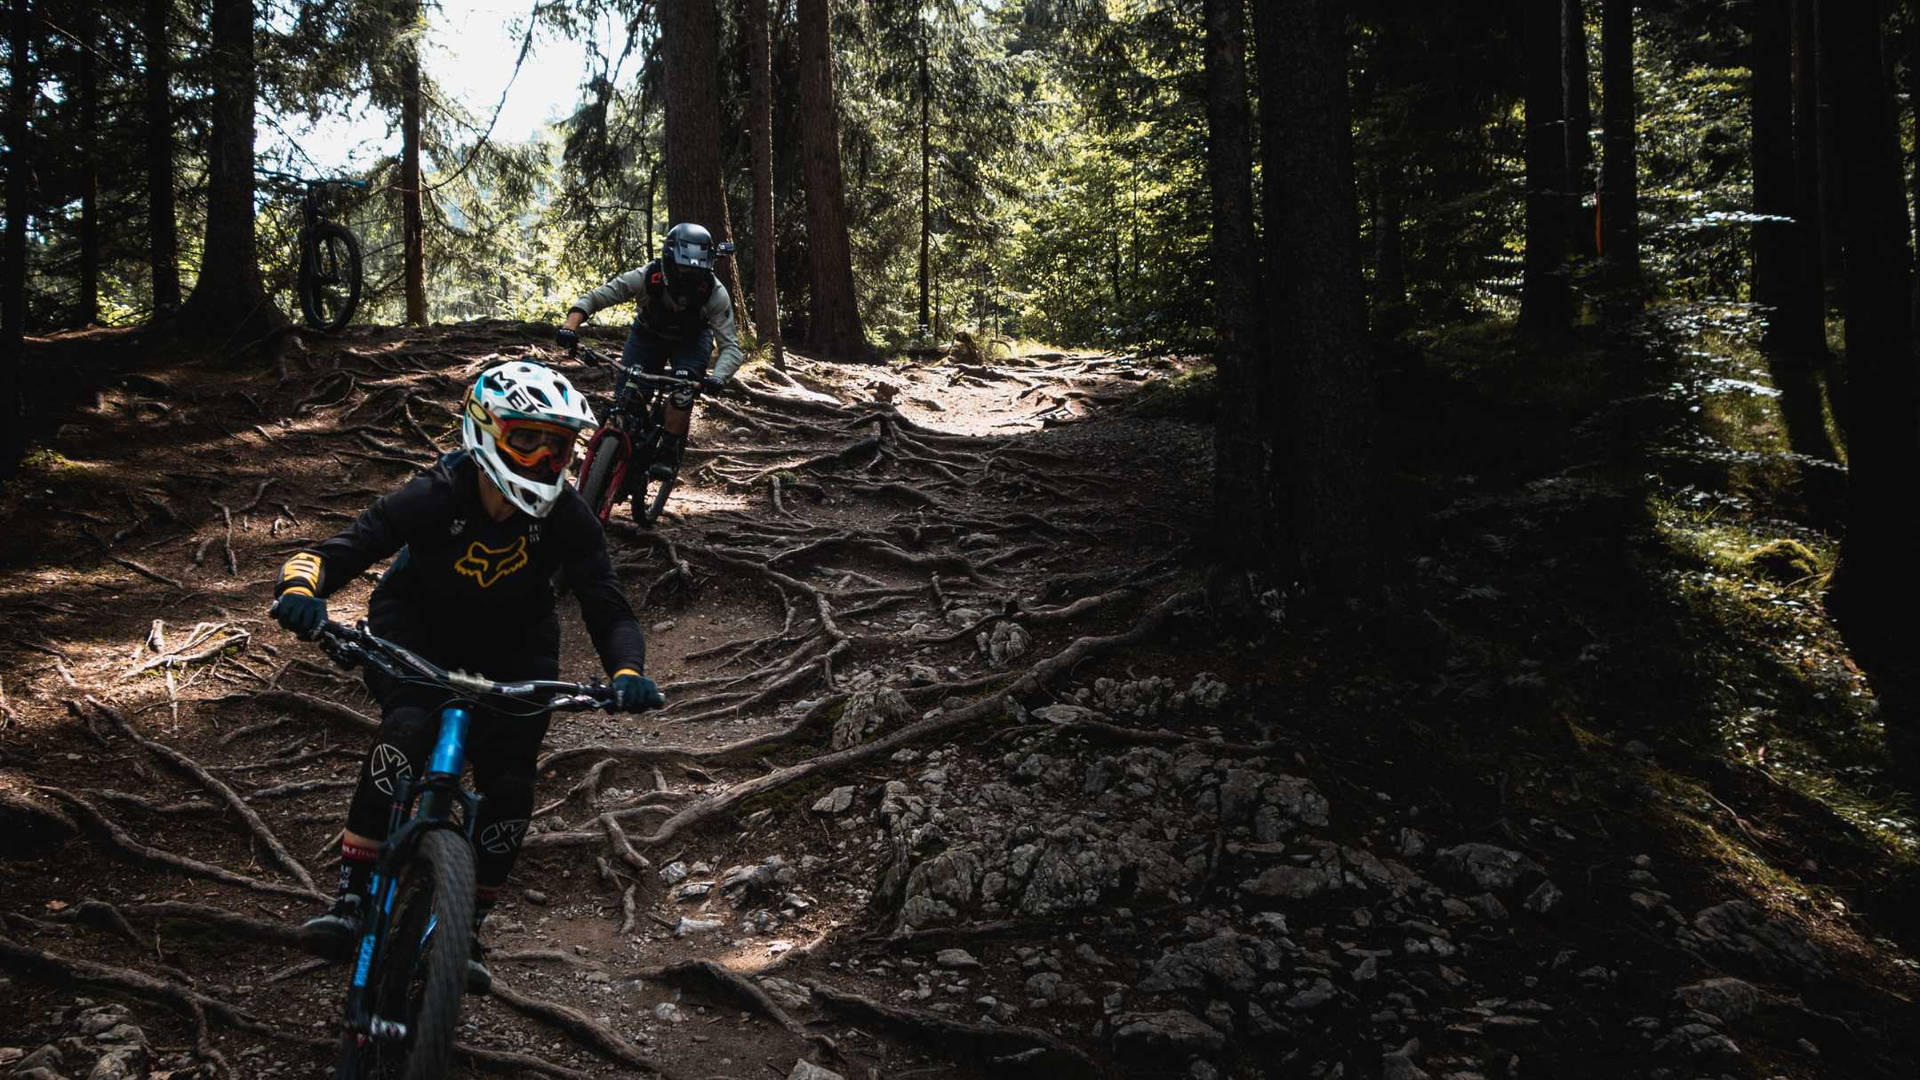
[{"left": 662, "top": 222, "right": 716, "bottom": 306}]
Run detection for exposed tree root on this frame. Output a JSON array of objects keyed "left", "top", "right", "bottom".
[
  {"left": 75, "top": 697, "right": 319, "bottom": 893},
  {"left": 208, "top": 689, "right": 379, "bottom": 734},
  {"left": 629, "top": 959, "right": 811, "bottom": 1041},
  {"left": 488, "top": 981, "right": 664, "bottom": 1074},
  {"left": 634, "top": 589, "right": 1201, "bottom": 848},
  {"left": 805, "top": 983, "right": 1100, "bottom": 1078},
  {"left": 40, "top": 787, "right": 322, "bottom": 901},
  {"left": 50, "top": 897, "right": 306, "bottom": 950}
]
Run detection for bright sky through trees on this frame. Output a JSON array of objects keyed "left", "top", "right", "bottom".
[{"left": 261, "top": 0, "right": 590, "bottom": 174}]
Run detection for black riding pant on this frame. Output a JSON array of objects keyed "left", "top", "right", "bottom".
[{"left": 344, "top": 679, "right": 551, "bottom": 891}]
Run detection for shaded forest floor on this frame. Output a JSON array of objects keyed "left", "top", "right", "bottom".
[{"left": 0, "top": 311, "right": 1917, "bottom": 1080}]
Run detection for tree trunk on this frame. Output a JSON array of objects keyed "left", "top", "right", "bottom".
[
  {"left": 3, "top": 0, "right": 31, "bottom": 477},
  {"left": 174, "top": 0, "right": 286, "bottom": 344},
  {"left": 1522, "top": 0, "right": 1574, "bottom": 343},
  {"left": 1203, "top": 0, "right": 1269, "bottom": 565},
  {"left": 1372, "top": 162, "right": 1409, "bottom": 335},
  {"left": 1789, "top": 0, "right": 1827, "bottom": 361},
  {"left": 143, "top": 0, "right": 181, "bottom": 315},
  {"left": 1254, "top": 0, "right": 1373, "bottom": 592},
  {"left": 1824, "top": 0, "right": 1920, "bottom": 728},
  {"left": 1599, "top": 0, "right": 1639, "bottom": 294},
  {"left": 918, "top": 21, "right": 932, "bottom": 339},
  {"left": 400, "top": 0, "right": 426, "bottom": 326},
  {"left": 78, "top": 4, "right": 99, "bottom": 327},
  {"left": 1563, "top": 0, "right": 1594, "bottom": 256},
  {"left": 796, "top": 0, "right": 868, "bottom": 360},
  {"left": 1753, "top": 0, "right": 1835, "bottom": 461},
  {"left": 662, "top": 0, "right": 748, "bottom": 326},
  {"left": 746, "top": 0, "right": 783, "bottom": 367},
  {"left": 1814, "top": 0, "right": 1843, "bottom": 279}
]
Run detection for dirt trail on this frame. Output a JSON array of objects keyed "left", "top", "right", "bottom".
[
  {"left": 0, "top": 325, "right": 1206, "bottom": 1078},
  {"left": 7, "top": 322, "right": 1918, "bottom": 1080}
]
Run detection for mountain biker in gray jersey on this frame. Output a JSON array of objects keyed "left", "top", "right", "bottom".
[{"left": 556, "top": 222, "right": 746, "bottom": 482}]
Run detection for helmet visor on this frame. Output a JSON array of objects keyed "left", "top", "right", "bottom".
[
  {"left": 496, "top": 418, "right": 578, "bottom": 482},
  {"left": 665, "top": 235, "right": 714, "bottom": 270}
]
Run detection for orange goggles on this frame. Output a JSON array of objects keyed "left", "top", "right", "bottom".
[{"left": 497, "top": 418, "right": 578, "bottom": 481}]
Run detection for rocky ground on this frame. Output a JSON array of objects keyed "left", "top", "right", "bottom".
[{"left": 1, "top": 317, "right": 1917, "bottom": 1079}]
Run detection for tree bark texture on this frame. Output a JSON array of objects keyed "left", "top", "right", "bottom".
[
  {"left": 78, "top": 5, "right": 99, "bottom": 327},
  {"left": 175, "top": 0, "right": 285, "bottom": 342},
  {"left": 1824, "top": 0, "right": 1920, "bottom": 708},
  {"left": 400, "top": 0, "right": 426, "bottom": 326},
  {"left": 1522, "top": 0, "right": 1574, "bottom": 343},
  {"left": 661, "top": 0, "right": 749, "bottom": 325},
  {"left": 796, "top": 0, "right": 868, "bottom": 360},
  {"left": 918, "top": 24, "right": 932, "bottom": 338},
  {"left": 3, "top": 0, "right": 31, "bottom": 475},
  {"left": 144, "top": 0, "right": 181, "bottom": 314},
  {"left": 1202, "top": 0, "right": 1271, "bottom": 563},
  {"left": 1789, "top": 0, "right": 1828, "bottom": 361},
  {"left": 1563, "top": 0, "right": 1595, "bottom": 256},
  {"left": 746, "top": 0, "right": 784, "bottom": 367},
  {"left": 1599, "top": 0, "right": 1639, "bottom": 288},
  {"left": 1752, "top": 0, "right": 1834, "bottom": 461},
  {"left": 1254, "top": 0, "right": 1374, "bottom": 591}
]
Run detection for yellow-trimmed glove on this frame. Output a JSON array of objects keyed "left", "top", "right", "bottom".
[
  {"left": 270, "top": 590, "right": 327, "bottom": 635},
  {"left": 611, "top": 670, "right": 664, "bottom": 712}
]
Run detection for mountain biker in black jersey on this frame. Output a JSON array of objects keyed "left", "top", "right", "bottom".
[
  {"left": 555, "top": 222, "right": 746, "bottom": 482},
  {"left": 268, "top": 359, "right": 663, "bottom": 993}
]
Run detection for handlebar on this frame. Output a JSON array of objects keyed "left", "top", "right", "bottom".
[
  {"left": 577, "top": 346, "right": 705, "bottom": 391},
  {"left": 308, "top": 620, "right": 631, "bottom": 713}
]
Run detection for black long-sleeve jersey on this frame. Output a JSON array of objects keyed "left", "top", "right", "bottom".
[{"left": 276, "top": 452, "right": 645, "bottom": 682}]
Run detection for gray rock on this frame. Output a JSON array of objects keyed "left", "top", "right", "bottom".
[
  {"left": 1432, "top": 843, "right": 1543, "bottom": 893},
  {"left": 1033, "top": 703, "right": 1103, "bottom": 725},
  {"left": 660, "top": 861, "right": 689, "bottom": 885},
  {"left": 901, "top": 848, "right": 983, "bottom": 927},
  {"left": 674, "top": 917, "right": 722, "bottom": 937},
  {"left": 676, "top": 881, "right": 714, "bottom": 900},
  {"left": 983, "top": 621, "right": 1033, "bottom": 666},
  {"left": 1240, "top": 864, "right": 1330, "bottom": 900},
  {"left": 522, "top": 889, "right": 548, "bottom": 906},
  {"left": 84, "top": 1047, "right": 147, "bottom": 1080},
  {"left": 1026, "top": 972, "right": 1063, "bottom": 1002},
  {"left": 1285, "top": 978, "right": 1335, "bottom": 1010},
  {"left": 653, "top": 1002, "right": 686, "bottom": 1023},
  {"left": 71, "top": 1007, "right": 132, "bottom": 1038},
  {"left": 12, "top": 1046, "right": 65, "bottom": 1074},
  {"left": 936, "top": 948, "right": 981, "bottom": 969},
  {"left": 785, "top": 1059, "right": 845, "bottom": 1080},
  {"left": 1524, "top": 880, "right": 1563, "bottom": 914},
  {"left": 811, "top": 786, "right": 856, "bottom": 815},
  {"left": 13, "top": 1069, "right": 69, "bottom": 1080},
  {"left": 759, "top": 977, "right": 812, "bottom": 1011},
  {"left": 1688, "top": 900, "right": 1830, "bottom": 982},
  {"left": 1381, "top": 1042, "right": 1432, "bottom": 1080},
  {"left": 833, "top": 687, "right": 912, "bottom": 750},
  {"left": 1111, "top": 1010, "right": 1227, "bottom": 1056},
  {"left": 1138, "top": 934, "right": 1258, "bottom": 995},
  {"left": 1652, "top": 1022, "right": 1740, "bottom": 1059},
  {"left": 1262, "top": 776, "right": 1331, "bottom": 828},
  {"left": 1674, "top": 977, "right": 1762, "bottom": 1023}
]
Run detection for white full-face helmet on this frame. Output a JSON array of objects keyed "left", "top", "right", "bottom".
[{"left": 461, "top": 360, "right": 597, "bottom": 518}]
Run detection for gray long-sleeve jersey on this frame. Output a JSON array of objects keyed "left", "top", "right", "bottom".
[{"left": 570, "top": 267, "right": 748, "bottom": 381}]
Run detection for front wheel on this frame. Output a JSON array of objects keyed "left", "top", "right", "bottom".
[
  {"left": 578, "top": 431, "right": 628, "bottom": 524},
  {"left": 333, "top": 828, "right": 474, "bottom": 1080},
  {"left": 300, "top": 222, "right": 364, "bottom": 332}
]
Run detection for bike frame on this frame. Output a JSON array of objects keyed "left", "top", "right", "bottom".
[
  {"left": 574, "top": 350, "right": 699, "bottom": 523},
  {"left": 344, "top": 703, "right": 482, "bottom": 1039}
]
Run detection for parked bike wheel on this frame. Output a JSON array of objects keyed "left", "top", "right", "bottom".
[
  {"left": 333, "top": 829, "right": 474, "bottom": 1080},
  {"left": 577, "top": 432, "right": 626, "bottom": 524},
  {"left": 300, "top": 222, "right": 364, "bottom": 332}
]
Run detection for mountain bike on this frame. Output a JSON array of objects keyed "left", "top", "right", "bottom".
[
  {"left": 260, "top": 170, "right": 368, "bottom": 332},
  {"left": 573, "top": 345, "right": 707, "bottom": 526},
  {"left": 301, "top": 619, "right": 644, "bottom": 1080}
]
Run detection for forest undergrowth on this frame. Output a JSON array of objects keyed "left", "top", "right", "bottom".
[{"left": 0, "top": 316, "right": 1917, "bottom": 1079}]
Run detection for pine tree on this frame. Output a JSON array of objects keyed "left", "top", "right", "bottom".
[
  {"left": 173, "top": 0, "right": 286, "bottom": 343},
  {"left": 662, "top": 0, "right": 748, "bottom": 321},
  {"left": 399, "top": 0, "right": 426, "bottom": 325},
  {"left": 1522, "top": 0, "right": 1574, "bottom": 342},
  {"left": 1599, "top": 0, "right": 1638, "bottom": 292},
  {"left": 1255, "top": 0, "right": 1374, "bottom": 591},
  {"left": 1203, "top": 0, "right": 1269, "bottom": 561},
  {"left": 1563, "top": 0, "right": 1593, "bottom": 255},
  {"left": 746, "top": 0, "right": 783, "bottom": 366},
  {"left": 143, "top": 0, "right": 180, "bottom": 314},
  {"left": 3, "top": 0, "right": 31, "bottom": 476},
  {"left": 797, "top": 0, "right": 868, "bottom": 360}
]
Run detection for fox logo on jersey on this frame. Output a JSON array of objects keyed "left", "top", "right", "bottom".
[{"left": 453, "top": 536, "right": 529, "bottom": 588}]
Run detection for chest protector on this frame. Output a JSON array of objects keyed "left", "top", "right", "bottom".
[{"left": 637, "top": 260, "right": 713, "bottom": 341}]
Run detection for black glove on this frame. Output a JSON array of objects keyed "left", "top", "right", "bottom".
[
  {"left": 700, "top": 374, "right": 725, "bottom": 395},
  {"left": 269, "top": 591, "right": 328, "bottom": 636},
  {"left": 555, "top": 326, "right": 579, "bottom": 351},
  {"left": 612, "top": 672, "right": 664, "bottom": 712}
]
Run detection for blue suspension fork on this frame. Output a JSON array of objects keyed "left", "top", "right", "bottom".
[{"left": 346, "top": 705, "right": 473, "bottom": 1034}]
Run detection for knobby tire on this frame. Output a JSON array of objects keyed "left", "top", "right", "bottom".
[
  {"left": 333, "top": 828, "right": 474, "bottom": 1080},
  {"left": 300, "top": 222, "right": 364, "bottom": 332}
]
